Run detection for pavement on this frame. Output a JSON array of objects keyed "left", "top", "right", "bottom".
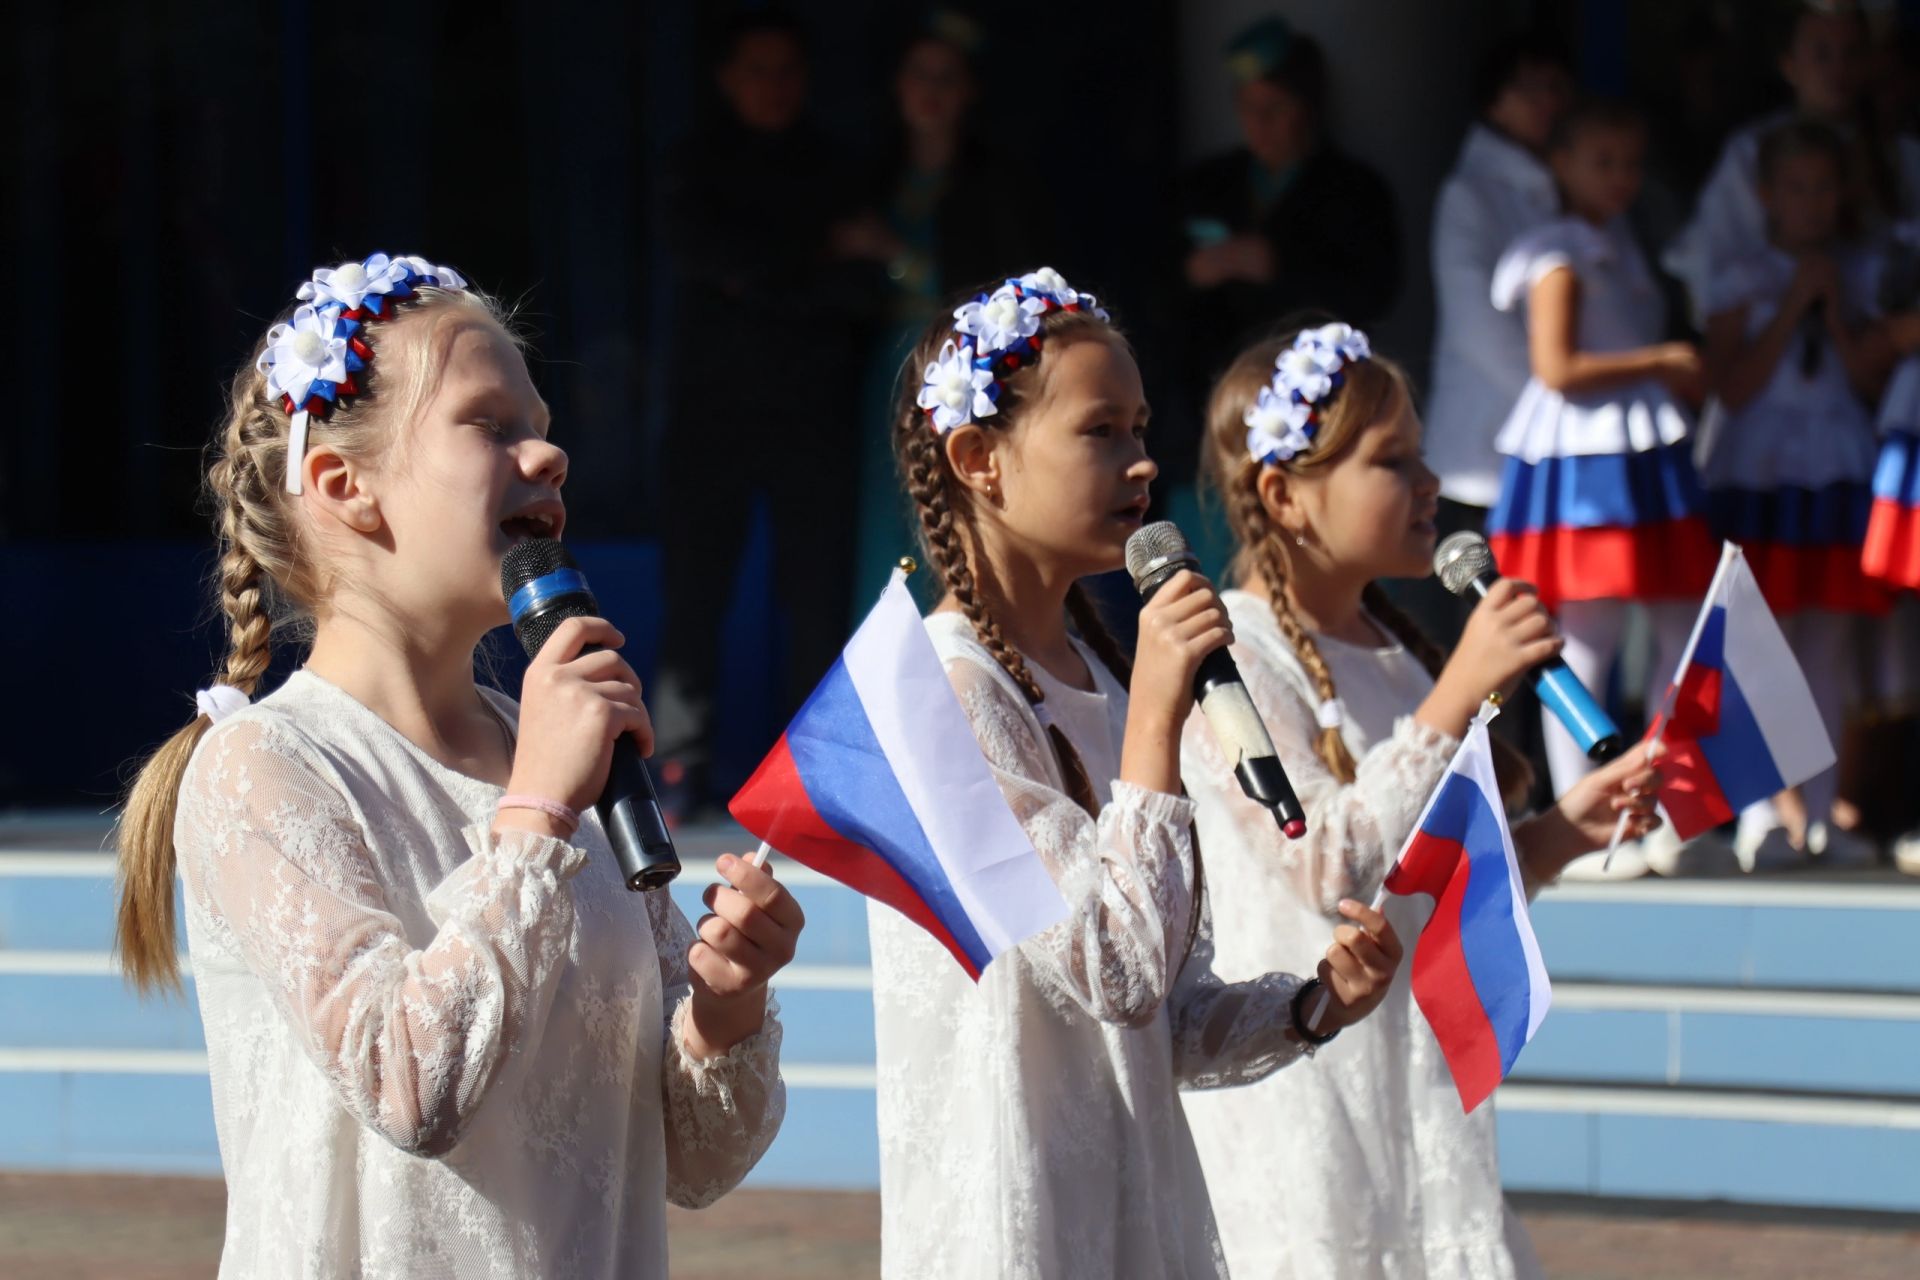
[{"left": 2, "top": 1174, "right": 1916, "bottom": 1279}]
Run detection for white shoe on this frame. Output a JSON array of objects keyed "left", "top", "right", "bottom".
[
  {"left": 1895, "top": 829, "right": 1920, "bottom": 877},
  {"left": 1642, "top": 824, "right": 1741, "bottom": 877},
  {"left": 1558, "top": 848, "right": 1651, "bottom": 881},
  {"left": 1806, "top": 822, "right": 1879, "bottom": 868},
  {"left": 1735, "top": 824, "right": 1807, "bottom": 873}
]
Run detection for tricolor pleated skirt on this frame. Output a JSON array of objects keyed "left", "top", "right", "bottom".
[{"left": 1487, "top": 439, "right": 1720, "bottom": 609}]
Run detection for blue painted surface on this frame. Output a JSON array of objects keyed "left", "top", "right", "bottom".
[
  {"left": 1493, "top": 1109, "right": 1591, "bottom": 1193},
  {"left": 1590, "top": 1114, "right": 1920, "bottom": 1213},
  {"left": 1530, "top": 899, "right": 1920, "bottom": 993},
  {"left": 745, "top": 1087, "right": 882, "bottom": 1191},
  {"left": 0, "top": 975, "right": 204, "bottom": 1050},
  {"left": 0, "top": 1072, "right": 220, "bottom": 1174}
]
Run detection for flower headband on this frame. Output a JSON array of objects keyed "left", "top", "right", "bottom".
[
  {"left": 1244, "top": 322, "right": 1372, "bottom": 466},
  {"left": 257, "top": 252, "right": 468, "bottom": 494},
  {"left": 916, "top": 267, "right": 1110, "bottom": 433}
]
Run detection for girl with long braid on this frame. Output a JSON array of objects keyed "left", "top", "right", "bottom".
[
  {"left": 867, "top": 271, "right": 1403, "bottom": 1279},
  {"left": 1179, "top": 325, "right": 1663, "bottom": 1279},
  {"left": 115, "top": 255, "right": 801, "bottom": 1277}
]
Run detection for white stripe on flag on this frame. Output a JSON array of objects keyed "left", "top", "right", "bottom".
[
  {"left": 1459, "top": 718, "right": 1553, "bottom": 1039},
  {"left": 843, "top": 574, "right": 1068, "bottom": 956},
  {"left": 1715, "top": 550, "right": 1836, "bottom": 790}
]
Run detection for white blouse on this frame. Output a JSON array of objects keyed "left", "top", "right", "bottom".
[
  {"left": 1179, "top": 591, "right": 1543, "bottom": 1280},
  {"left": 174, "top": 669, "right": 785, "bottom": 1279},
  {"left": 868, "top": 612, "right": 1311, "bottom": 1280}
]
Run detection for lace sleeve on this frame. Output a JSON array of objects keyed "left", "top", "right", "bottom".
[
  {"left": 173, "top": 716, "right": 585, "bottom": 1159},
  {"left": 1167, "top": 895, "right": 1309, "bottom": 1090},
  {"left": 649, "top": 890, "right": 786, "bottom": 1209},
  {"left": 1181, "top": 642, "right": 1457, "bottom": 919},
  {"left": 946, "top": 655, "right": 1197, "bottom": 1029}
]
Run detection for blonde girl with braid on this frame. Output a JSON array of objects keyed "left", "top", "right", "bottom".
[
  {"left": 1178, "top": 325, "right": 1663, "bottom": 1280},
  {"left": 114, "top": 255, "right": 801, "bottom": 1278},
  {"left": 867, "top": 270, "right": 1404, "bottom": 1280}
]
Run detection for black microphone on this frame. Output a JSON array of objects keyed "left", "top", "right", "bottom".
[
  {"left": 1433, "top": 531, "right": 1625, "bottom": 764},
  {"left": 501, "top": 538, "right": 680, "bottom": 891},
  {"left": 1124, "top": 522, "right": 1307, "bottom": 839}
]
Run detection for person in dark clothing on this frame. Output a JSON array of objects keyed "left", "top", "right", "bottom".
[
  {"left": 1166, "top": 14, "right": 1402, "bottom": 568},
  {"left": 654, "top": 10, "right": 869, "bottom": 812},
  {"left": 845, "top": 10, "right": 1046, "bottom": 611}
]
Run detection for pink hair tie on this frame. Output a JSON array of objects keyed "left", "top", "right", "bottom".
[{"left": 495, "top": 794, "right": 581, "bottom": 835}]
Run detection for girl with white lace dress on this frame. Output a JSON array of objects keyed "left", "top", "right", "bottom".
[
  {"left": 869, "top": 270, "right": 1405, "bottom": 1279},
  {"left": 1698, "top": 120, "right": 1895, "bottom": 867},
  {"left": 1180, "top": 323, "right": 1664, "bottom": 1280},
  {"left": 1484, "top": 99, "right": 1716, "bottom": 827},
  {"left": 115, "top": 255, "right": 802, "bottom": 1279}
]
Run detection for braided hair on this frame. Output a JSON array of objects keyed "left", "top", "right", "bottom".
[
  {"left": 1204, "top": 332, "right": 1534, "bottom": 806},
  {"left": 894, "top": 291, "right": 1135, "bottom": 817}
]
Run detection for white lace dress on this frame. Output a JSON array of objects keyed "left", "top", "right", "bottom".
[
  {"left": 1179, "top": 592, "right": 1543, "bottom": 1280},
  {"left": 868, "top": 612, "right": 1313, "bottom": 1280},
  {"left": 173, "top": 669, "right": 786, "bottom": 1279}
]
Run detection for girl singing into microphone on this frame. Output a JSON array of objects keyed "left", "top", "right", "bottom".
[
  {"left": 868, "top": 269, "right": 1403, "bottom": 1279},
  {"left": 115, "top": 255, "right": 802, "bottom": 1277},
  {"left": 1180, "top": 323, "right": 1662, "bottom": 1280}
]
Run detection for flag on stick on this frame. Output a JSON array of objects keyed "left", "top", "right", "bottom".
[{"left": 729, "top": 571, "right": 1067, "bottom": 978}]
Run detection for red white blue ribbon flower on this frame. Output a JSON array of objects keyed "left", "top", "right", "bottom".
[
  {"left": 918, "top": 265, "right": 1110, "bottom": 434},
  {"left": 1246, "top": 322, "right": 1373, "bottom": 465},
  {"left": 260, "top": 253, "right": 467, "bottom": 492}
]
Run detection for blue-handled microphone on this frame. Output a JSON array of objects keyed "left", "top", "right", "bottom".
[
  {"left": 501, "top": 538, "right": 680, "bottom": 891},
  {"left": 1434, "top": 531, "right": 1625, "bottom": 764}
]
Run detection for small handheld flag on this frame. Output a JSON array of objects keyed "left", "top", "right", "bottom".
[
  {"left": 1383, "top": 706, "right": 1550, "bottom": 1113},
  {"left": 729, "top": 571, "right": 1067, "bottom": 979},
  {"left": 1641, "top": 543, "right": 1837, "bottom": 843}
]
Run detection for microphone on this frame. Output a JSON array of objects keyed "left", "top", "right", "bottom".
[
  {"left": 1433, "top": 531, "right": 1625, "bottom": 764},
  {"left": 1124, "top": 522, "right": 1307, "bottom": 839},
  {"left": 501, "top": 538, "right": 681, "bottom": 891}
]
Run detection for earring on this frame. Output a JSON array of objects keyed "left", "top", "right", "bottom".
[{"left": 1294, "top": 534, "right": 1306, "bottom": 548}]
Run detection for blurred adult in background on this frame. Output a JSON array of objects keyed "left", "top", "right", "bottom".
[
  {"left": 1666, "top": 1, "right": 1920, "bottom": 322},
  {"left": 1420, "top": 31, "right": 1574, "bottom": 568},
  {"left": 1172, "top": 14, "right": 1402, "bottom": 567},
  {"left": 655, "top": 9, "right": 869, "bottom": 814},
  {"left": 846, "top": 9, "right": 1043, "bottom": 613}
]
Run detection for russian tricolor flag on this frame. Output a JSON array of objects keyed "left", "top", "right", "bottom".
[
  {"left": 1648, "top": 543, "right": 1836, "bottom": 841},
  {"left": 729, "top": 571, "right": 1067, "bottom": 979},
  {"left": 1384, "top": 712, "right": 1550, "bottom": 1113},
  {"left": 1863, "top": 427, "right": 1920, "bottom": 590}
]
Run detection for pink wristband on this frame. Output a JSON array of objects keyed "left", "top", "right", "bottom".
[{"left": 495, "top": 794, "right": 581, "bottom": 834}]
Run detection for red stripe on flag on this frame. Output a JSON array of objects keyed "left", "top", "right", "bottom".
[
  {"left": 1386, "top": 832, "right": 1506, "bottom": 1111},
  {"left": 1649, "top": 663, "right": 1737, "bottom": 841},
  {"left": 729, "top": 733, "right": 983, "bottom": 980},
  {"left": 1863, "top": 496, "right": 1920, "bottom": 590}
]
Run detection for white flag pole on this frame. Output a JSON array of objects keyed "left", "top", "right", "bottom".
[{"left": 1600, "top": 541, "right": 1742, "bottom": 868}]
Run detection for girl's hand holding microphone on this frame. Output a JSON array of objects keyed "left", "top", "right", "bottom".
[
  {"left": 1420, "top": 578, "right": 1562, "bottom": 738},
  {"left": 496, "top": 616, "right": 652, "bottom": 838},
  {"left": 496, "top": 616, "right": 804, "bottom": 1057},
  {"left": 1122, "top": 570, "right": 1234, "bottom": 796}
]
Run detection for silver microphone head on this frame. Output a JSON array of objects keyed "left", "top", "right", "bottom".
[
  {"left": 1125, "top": 521, "right": 1199, "bottom": 595},
  {"left": 1434, "top": 530, "right": 1495, "bottom": 597}
]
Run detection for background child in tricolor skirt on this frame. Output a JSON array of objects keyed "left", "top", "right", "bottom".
[
  {"left": 1180, "top": 324, "right": 1662, "bottom": 1280},
  {"left": 1698, "top": 118, "right": 1894, "bottom": 868},
  {"left": 867, "top": 270, "right": 1403, "bottom": 1279},
  {"left": 1484, "top": 99, "right": 1717, "bottom": 866}
]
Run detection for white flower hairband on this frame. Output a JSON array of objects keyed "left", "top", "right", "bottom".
[
  {"left": 1245, "top": 323, "right": 1372, "bottom": 466},
  {"left": 257, "top": 252, "right": 468, "bottom": 494},
  {"left": 916, "top": 267, "right": 1111, "bottom": 434}
]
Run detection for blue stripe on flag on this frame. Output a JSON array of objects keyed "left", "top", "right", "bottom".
[
  {"left": 784, "top": 658, "right": 992, "bottom": 970},
  {"left": 1873, "top": 431, "right": 1920, "bottom": 506},
  {"left": 1420, "top": 773, "right": 1535, "bottom": 1071},
  {"left": 1688, "top": 607, "right": 1787, "bottom": 809}
]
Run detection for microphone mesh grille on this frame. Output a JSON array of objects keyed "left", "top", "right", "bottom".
[
  {"left": 500, "top": 538, "right": 596, "bottom": 659},
  {"left": 1433, "top": 531, "right": 1494, "bottom": 597},
  {"left": 1125, "top": 521, "right": 1194, "bottom": 589}
]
